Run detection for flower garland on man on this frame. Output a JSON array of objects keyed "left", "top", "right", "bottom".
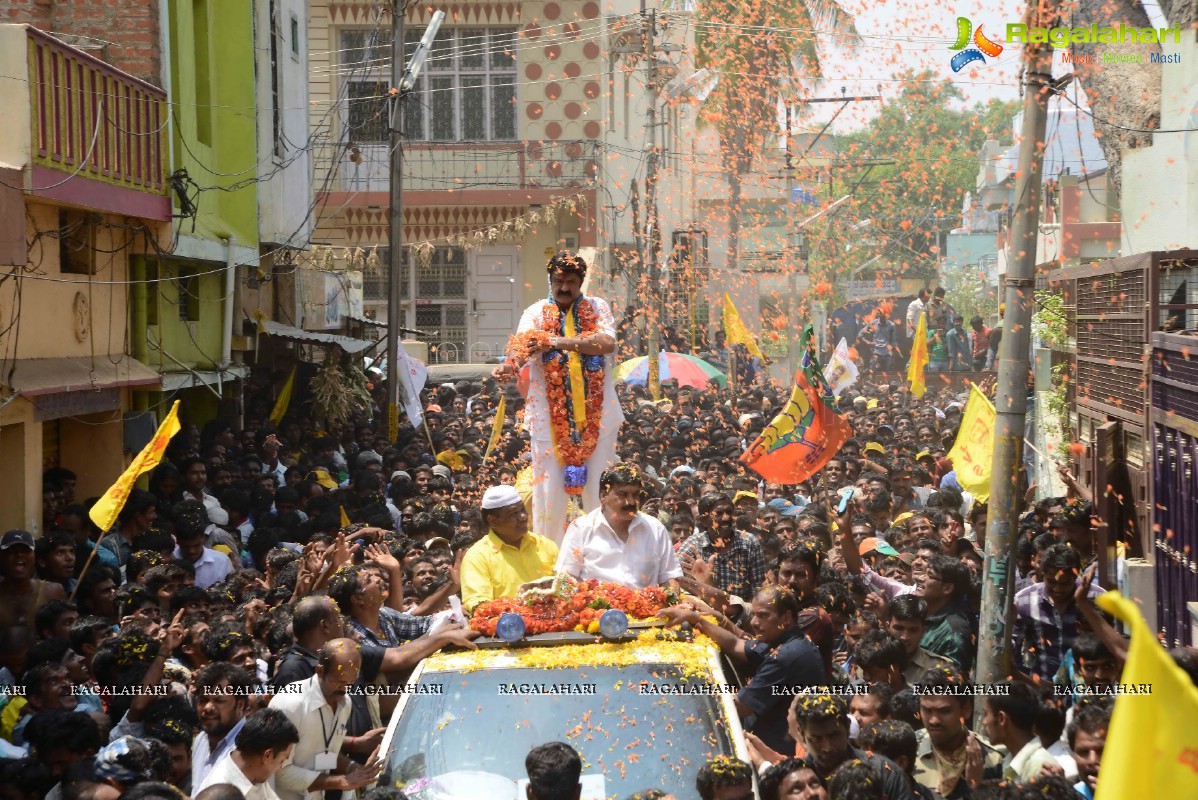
[{"left": 492, "top": 252, "right": 624, "bottom": 545}]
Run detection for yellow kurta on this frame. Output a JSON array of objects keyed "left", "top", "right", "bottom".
[{"left": 460, "top": 530, "right": 559, "bottom": 612}]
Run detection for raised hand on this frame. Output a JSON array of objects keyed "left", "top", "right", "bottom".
[{"left": 364, "top": 542, "right": 400, "bottom": 573}]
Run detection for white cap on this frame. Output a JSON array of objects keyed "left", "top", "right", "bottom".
[{"left": 481, "top": 485, "right": 522, "bottom": 510}]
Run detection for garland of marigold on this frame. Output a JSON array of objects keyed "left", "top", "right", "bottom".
[
  {"left": 541, "top": 299, "right": 605, "bottom": 493},
  {"left": 505, "top": 298, "right": 605, "bottom": 494}
]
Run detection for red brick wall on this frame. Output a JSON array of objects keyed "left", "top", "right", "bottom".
[{"left": 0, "top": 0, "right": 162, "bottom": 87}]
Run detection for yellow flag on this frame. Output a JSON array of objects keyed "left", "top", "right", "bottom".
[
  {"left": 339, "top": 505, "right": 351, "bottom": 528},
  {"left": 89, "top": 401, "right": 182, "bottom": 532},
  {"left": 945, "top": 383, "right": 996, "bottom": 502},
  {"left": 269, "top": 366, "right": 296, "bottom": 427},
  {"left": 722, "top": 293, "right": 764, "bottom": 361},
  {"left": 484, "top": 395, "right": 506, "bottom": 461},
  {"left": 1093, "top": 591, "right": 1198, "bottom": 800},
  {"left": 907, "top": 311, "right": 928, "bottom": 397}
]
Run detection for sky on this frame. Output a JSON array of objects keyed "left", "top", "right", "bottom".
[{"left": 795, "top": 0, "right": 1143, "bottom": 133}]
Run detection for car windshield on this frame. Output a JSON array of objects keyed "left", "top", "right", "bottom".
[{"left": 381, "top": 664, "right": 737, "bottom": 800}]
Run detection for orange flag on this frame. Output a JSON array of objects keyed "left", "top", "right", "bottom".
[{"left": 740, "top": 370, "right": 851, "bottom": 485}]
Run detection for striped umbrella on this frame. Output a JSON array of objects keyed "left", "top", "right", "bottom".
[{"left": 614, "top": 352, "right": 726, "bottom": 389}]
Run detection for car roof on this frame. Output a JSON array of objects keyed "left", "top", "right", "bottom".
[{"left": 420, "top": 629, "right": 722, "bottom": 676}]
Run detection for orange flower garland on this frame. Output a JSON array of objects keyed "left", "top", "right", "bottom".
[
  {"left": 505, "top": 329, "right": 553, "bottom": 362},
  {"left": 470, "top": 580, "right": 671, "bottom": 636},
  {"left": 538, "top": 300, "right": 605, "bottom": 493}
]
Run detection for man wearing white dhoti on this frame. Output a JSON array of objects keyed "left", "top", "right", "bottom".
[{"left": 491, "top": 252, "right": 624, "bottom": 545}]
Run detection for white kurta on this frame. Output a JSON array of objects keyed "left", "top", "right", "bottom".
[{"left": 518, "top": 297, "right": 624, "bottom": 545}]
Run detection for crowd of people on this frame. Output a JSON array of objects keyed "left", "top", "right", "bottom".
[
  {"left": 5, "top": 287, "right": 1195, "bottom": 800},
  {"left": 853, "top": 288, "right": 1000, "bottom": 374}
]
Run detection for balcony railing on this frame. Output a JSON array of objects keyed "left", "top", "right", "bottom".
[
  {"left": 26, "top": 27, "right": 169, "bottom": 197},
  {"left": 318, "top": 140, "right": 600, "bottom": 193}
]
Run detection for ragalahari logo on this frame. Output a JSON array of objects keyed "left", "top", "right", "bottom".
[{"left": 949, "top": 17, "right": 1003, "bottom": 72}]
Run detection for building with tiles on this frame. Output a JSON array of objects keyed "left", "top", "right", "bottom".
[{"left": 309, "top": 0, "right": 699, "bottom": 363}]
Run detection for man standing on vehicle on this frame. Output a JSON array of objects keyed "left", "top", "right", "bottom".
[
  {"left": 661, "top": 586, "right": 824, "bottom": 754},
  {"left": 556, "top": 464, "right": 683, "bottom": 589},
  {"left": 460, "top": 485, "right": 559, "bottom": 611},
  {"left": 491, "top": 252, "right": 624, "bottom": 545}
]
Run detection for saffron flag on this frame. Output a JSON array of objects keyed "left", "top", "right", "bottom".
[
  {"left": 484, "top": 395, "right": 507, "bottom": 461},
  {"left": 722, "top": 293, "right": 765, "bottom": 362},
  {"left": 1093, "top": 590, "right": 1198, "bottom": 800},
  {"left": 823, "top": 338, "right": 859, "bottom": 396},
  {"left": 741, "top": 326, "right": 850, "bottom": 484},
  {"left": 908, "top": 311, "right": 929, "bottom": 397},
  {"left": 269, "top": 366, "right": 296, "bottom": 427},
  {"left": 945, "top": 383, "right": 996, "bottom": 502},
  {"left": 89, "top": 401, "right": 182, "bottom": 532}
]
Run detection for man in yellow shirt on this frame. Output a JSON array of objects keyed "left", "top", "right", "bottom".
[{"left": 460, "top": 485, "right": 558, "bottom": 612}]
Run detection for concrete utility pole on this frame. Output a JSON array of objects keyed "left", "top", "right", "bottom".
[
  {"left": 779, "top": 92, "right": 879, "bottom": 373},
  {"left": 784, "top": 107, "right": 804, "bottom": 378},
  {"left": 386, "top": 6, "right": 443, "bottom": 440},
  {"left": 976, "top": 0, "right": 1059, "bottom": 688},
  {"left": 642, "top": 8, "right": 662, "bottom": 400},
  {"left": 386, "top": 2, "right": 406, "bottom": 441}
]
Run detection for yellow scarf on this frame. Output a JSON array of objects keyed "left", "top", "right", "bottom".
[{"left": 563, "top": 306, "right": 587, "bottom": 428}]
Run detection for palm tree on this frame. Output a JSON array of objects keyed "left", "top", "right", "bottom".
[{"left": 696, "top": 1, "right": 858, "bottom": 273}]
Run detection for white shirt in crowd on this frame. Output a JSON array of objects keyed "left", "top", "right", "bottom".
[
  {"left": 556, "top": 507, "right": 683, "bottom": 589},
  {"left": 269, "top": 675, "right": 351, "bottom": 800},
  {"left": 175, "top": 545, "right": 235, "bottom": 588},
  {"left": 198, "top": 752, "right": 282, "bottom": 800},
  {"left": 186, "top": 489, "right": 230, "bottom": 527},
  {"left": 906, "top": 296, "right": 926, "bottom": 336}
]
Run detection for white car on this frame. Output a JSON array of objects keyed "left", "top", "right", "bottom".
[{"left": 375, "top": 628, "right": 756, "bottom": 800}]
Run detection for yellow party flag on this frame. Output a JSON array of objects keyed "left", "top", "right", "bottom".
[
  {"left": 269, "top": 366, "right": 297, "bottom": 427},
  {"left": 339, "top": 505, "right": 351, "bottom": 528},
  {"left": 1093, "top": 590, "right": 1198, "bottom": 800},
  {"left": 945, "top": 383, "right": 996, "bottom": 502},
  {"left": 722, "top": 293, "right": 764, "bottom": 362},
  {"left": 907, "top": 311, "right": 929, "bottom": 397},
  {"left": 89, "top": 400, "right": 182, "bottom": 532},
  {"left": 484, "top": 395, "right": 506, "bottom": 461}
]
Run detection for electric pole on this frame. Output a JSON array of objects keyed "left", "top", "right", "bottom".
[
  {"left": 385, "top": 6, "right": 442, "bottom": 441},
  {"left": 779, "top": 92, "right": 879, "bottom": 374},
  {"left": 643, "top": 8, "right": 662, "bottom": 400},
  {"left": 976, "top": 0, "right": 1059, "bottom": 689},
  {"left": 386, "top": 1, "right": 406, "bottom": 442},
  {"left": 784, "top": 107, "right": 803, "bottom": 378}
]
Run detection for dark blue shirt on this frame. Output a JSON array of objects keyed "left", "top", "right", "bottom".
[{"left": 738, "top": 628, "right": 825, "bottom": 753}]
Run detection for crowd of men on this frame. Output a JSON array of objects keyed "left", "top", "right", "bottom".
[
  {"left": 6, "top": 348, "right": 1196, "bottom": 800},
  {"left": 853, "top": 288, "right": 1000, "bottom": 374}
]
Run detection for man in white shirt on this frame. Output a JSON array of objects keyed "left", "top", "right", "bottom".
[
  {"left": 269, "top": 638, "right": 381, "bottom": 800},
  {"left": 197, "top": 708, "right": 299, "bottom": 800},
  {"left": 556, "top": 464, "right": 683, "bottom": 590},
  {"left": 192, "top": 662, "right": 255, "bottom": 791},
  {"left": 492, "top": 252, "right": 624, "bottom": 545},
  {"left": 174, "top": 516, "right": 234, "bottom": 589},
  {"left": 906, "top": 288, "right": 929, "bottom": 339},
  {"left": 981, "top": 680, "right": 1058, "bottom": 782},
  {"left": 181, "top": 456, "right": 230, "bottom": 526}
]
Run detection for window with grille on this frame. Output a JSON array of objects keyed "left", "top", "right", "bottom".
[
  {"left": 340, "top": 27, "right": 517, "bottom": 144},
  {"left": 1159, "top": 257, "right": 1198, "bottom": 333}
]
